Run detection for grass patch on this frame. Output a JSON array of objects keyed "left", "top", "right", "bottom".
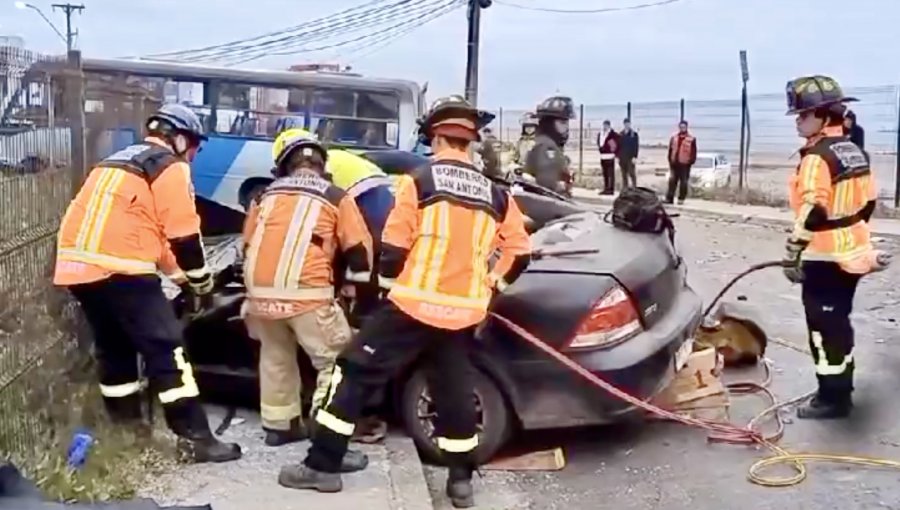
[
  {"left": 8, "top": 386, "right": 179, "bottom": 503},
  {"left": 1, "top": 263, "right": 179, "bottom": 503}
]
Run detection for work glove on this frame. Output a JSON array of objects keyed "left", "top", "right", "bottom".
[
  {"left": 183, "top": 271, "right": 215, "bottom": 315},
  {"left": 781, "top": 237, "right": 808, "bottom": 284},
  {"left": 188, "top": 271, "right": 214, "bottom": 296}
]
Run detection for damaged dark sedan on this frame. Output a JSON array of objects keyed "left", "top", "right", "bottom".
[{"left": 171, "top": 150, "right": 703, "bottom": 463}]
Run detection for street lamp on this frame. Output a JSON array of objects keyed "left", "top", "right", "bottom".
[{"left": 14, "top": 1, "right": 68, "bottom": 48}]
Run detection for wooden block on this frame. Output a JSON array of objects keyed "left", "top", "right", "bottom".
[
  {"left": 649, "top": 392, "right": 731, "bottom": 422},
  {"left": 652, "top": 348, "right": 726, "bottom": 408},
  {"left": 483, "top": 447, "right": 566, "bottom": 471}
]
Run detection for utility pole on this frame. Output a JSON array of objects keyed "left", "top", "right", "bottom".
[
  {"left": 51, "top": 3, "right": 84, "bottom": 53},
  {"left": 464, "top": 0, "right": 491, "bottom": 106}
]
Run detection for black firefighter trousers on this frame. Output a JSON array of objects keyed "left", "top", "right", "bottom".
[
  {"left": 305, "top": 301, "right": 478, "bottom": 473},
  {"left": 666, "top": 163, "right": 692, "bottom": 203},
  {"left": 801, "top": 261, "right": 862, "bottom": 404},
  {"left": 69, "top": 274, "right": 212, "bottom": 439}
]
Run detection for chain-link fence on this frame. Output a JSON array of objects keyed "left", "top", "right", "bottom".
[
  {"left": 0, "top": 46, "right": 87, "bottom": 460},
  {"left": 489, "top": 85, "right": 900, "bottom": 207}
]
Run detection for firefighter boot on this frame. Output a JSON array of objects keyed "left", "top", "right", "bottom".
[
  {"left": 167, "top": 400, "right": 242, "bottom": 463},
  {"left": 264, "top": 417, "right": 308, "bottom": 447},
  {"left": 340, "top": 449, "right": 369, "bottom": 473},
  {"left": 278, "top": 463, "right": 342, "bottom": 493},
  {"left": 797, "top": 393, "right": 852, "bottom": 420},
  {"left": 305, "top": 413, "right": 369, "bottom": 473},
  {"left": 446, "top": 466, "right": 475, "bottom": 509}
]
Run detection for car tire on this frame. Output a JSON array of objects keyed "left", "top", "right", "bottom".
[{"left": 400, "top": 367, "right": 511, "bottom": 465}]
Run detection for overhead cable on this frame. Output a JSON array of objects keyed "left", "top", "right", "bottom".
[{"left": 492, "top": 0, "right": 682, "bottom": 14}]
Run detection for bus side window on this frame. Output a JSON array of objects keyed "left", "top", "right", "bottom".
[{"left": 216, "top": 83, "right": 306, "bottom": 137}]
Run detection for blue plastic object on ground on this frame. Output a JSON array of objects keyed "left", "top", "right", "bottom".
[{"left": 66, "top": 429, "right": 94, "bottom": 469}]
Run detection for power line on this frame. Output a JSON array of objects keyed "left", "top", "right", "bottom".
[
  {"left": 226, "top": 0, "right": 462, "bottom": 66},
  {"left": 492, "top": 0, "right": 682, "bottom": 14},
  {"left": 143, "top": 0, "right": 392, "bottom": 59},
  {"left": 326, "top": 0, "right": 463, "bottom": 64},
  {"left": 208, "top": 0, "right": 458, "bottom": 65}
]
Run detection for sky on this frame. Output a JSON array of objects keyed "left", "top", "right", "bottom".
[{"left": 2, "top": 0, "right": 900, "bottom": 109}]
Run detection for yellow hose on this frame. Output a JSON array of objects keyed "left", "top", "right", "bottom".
[{"left": 743, "top": 337, "right": 900, "bottom": 487}]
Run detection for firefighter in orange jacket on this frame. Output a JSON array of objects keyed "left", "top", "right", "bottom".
[
  {"left": 277, "top": 96, "right": 532, "bottom": 508},
  {"left": 241, "top": 133, "right": 372, "bottom": 473},
  {"left": 783, "top": 75, "right": 892, "bottom": 419},
  {"left": 54, "top": 104, "right": 241, "bottom": 462}
]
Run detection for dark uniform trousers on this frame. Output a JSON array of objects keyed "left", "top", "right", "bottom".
[
  {"left": 619, "top": 158, "right": 637, "bottom": 189},
  {"left": 666, "top": 163, "right": 692, "bottom": 203},
  {"left": 306, "top": 301, "right": 478, "bottom": 473},
  {"left": 69, "top": 273, "right": 207, "bottom": 437},
  {"left": 801, "top": 261, "right": 862, "bottom": 403}
]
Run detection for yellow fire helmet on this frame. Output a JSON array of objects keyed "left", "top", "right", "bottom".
[{"left": 272, "top": 127, "right": 316, "bottom": 164}]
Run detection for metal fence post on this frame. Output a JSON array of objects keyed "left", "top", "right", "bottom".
[
  {"left": 578, "top": 103, "right": 585, "bottom": 177},
  {"left": 498, "top": 106, "right": 504, "bottom": 145},
  {"left": 895, "top": 86, "right": 900, "bottom": 208},
  {"left": 679, "top": 98, "right": 685, "bottom": 123},
  {"left": 626, "top": 101, "right": 632, "bottom": 122},
  {"left": 65, "top": 49, "right": 86, "bottom": 190},
  {"left": 738, "top": 84, "right": 748, "bottom": 190}
]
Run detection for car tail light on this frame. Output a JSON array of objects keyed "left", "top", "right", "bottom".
[{"left": 567, "top": 285, "right": 642, "bottom": 350}]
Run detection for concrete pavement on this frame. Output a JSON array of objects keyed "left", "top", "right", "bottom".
[
  {"left": 571, "top": 187, "right": 900, "bottom": 240},
  {"left": 139, "top": 407, "right": 432, "bottom": 510}
]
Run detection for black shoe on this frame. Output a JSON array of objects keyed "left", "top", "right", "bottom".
[
  {"left": 340, "top": 449, "right": 369, "bottom": 473},
  {"left": 166, "top": 399, "right": 243, "bottom": 463},
  {"left": 447, "top": 466, "right": 475, "bottom": 508},
  {"left": 264, "top": 418, "right": 308, "bottom": 447},
  {"left": 797, "top": 395, "right": 852, "bottom": 420},
  {"left": 278, "top": 464, "right": 342, "bottom": 493},
  {"left": 178, "top": 436, "right": 243, "bottom": 463},
  {"left": 677, "top": 199, "right": 686, "bottom": 205}
]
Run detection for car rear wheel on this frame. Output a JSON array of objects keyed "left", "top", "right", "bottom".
[{"left": 400, "top": 367, "right": 511, "bottom": 465}]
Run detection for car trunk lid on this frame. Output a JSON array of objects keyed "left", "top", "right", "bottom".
[{"left": 524, "top": 212, "right": 684, "bottom": 328}]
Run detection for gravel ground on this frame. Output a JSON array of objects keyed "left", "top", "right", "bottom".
[
  {"left": 138, "top": 408, "right": 400, "bottom": 510},
  {"left": 424, "top": 213, "right": 900, "bottom": 510}
]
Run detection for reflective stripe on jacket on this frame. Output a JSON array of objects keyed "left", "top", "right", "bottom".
[
  {"left": 243, "top": 171, "right": 373, "bottom": 318},
  {"left": 789, "top": 126, "right": 877, "bottom": 272},
  {"left": 380, "top": 148, "right": 531, "bottom": 330},
  {"left": 54, "top": 138, "right": 202, "bottom": 286}
]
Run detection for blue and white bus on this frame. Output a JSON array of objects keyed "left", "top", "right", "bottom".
[{"left": 81, "top": 58, "right": 426, "bottom": 212}]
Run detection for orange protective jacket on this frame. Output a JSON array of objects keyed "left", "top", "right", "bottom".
[
  {"left": 380, "top": 147, "right": 532, "bottom": 330},
  {"left": 242, "top": 171, "right": 373, "bottom": 319},
  {"left": 54, "top": 137, "right": 206, "bottom": 286},
  {"left": 668, "top": 132, "right": 697, "bottom": 166},
  {"left": 789, "top": 125, "right": 878, "bottom": 273}
]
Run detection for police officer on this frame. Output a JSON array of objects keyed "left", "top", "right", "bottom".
[
  {"left": 476, "top": 127, "right": 504, "bottom": 178},
  {"left": 512, "top": 112, "right": 538, "bottom": 166},
  {"left": 276, "top": 95, "right": 531, "bottom": 509},
  {"left": 782, "top": 75, "right": 891, "bottom": 419},
  {"left": 526, "top": 96, "right": 575, "bottom": 194},
  {"left": 54, "top": 104, "right": 242, "bottom": 462}
]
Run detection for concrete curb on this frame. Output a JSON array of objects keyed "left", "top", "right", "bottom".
[
  {"left": 384, "top": 434, "right": 433, "bottom": 510},
  {"left": 575, "top": 194, "right": 900, "bottom": 241}
]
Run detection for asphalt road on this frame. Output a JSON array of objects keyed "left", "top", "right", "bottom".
[{"left": 425, "top": 213, "right": 900, "bottom": 510}]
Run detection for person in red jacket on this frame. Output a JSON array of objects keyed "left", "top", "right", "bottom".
[
  {"left": 596, "top": 119, "right": 619, "bottom": 195},
  {"left": 666, "top": 120, "right": 697, "bottom": 204}
]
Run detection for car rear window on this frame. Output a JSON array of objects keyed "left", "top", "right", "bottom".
[{"left": 694, "top": 157, "right": 714, "bottom": 168}]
